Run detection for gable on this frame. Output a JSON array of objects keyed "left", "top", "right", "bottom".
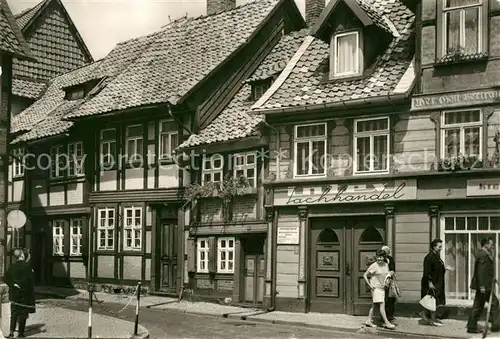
[{"left": 13, "top": 0, "right": 92, "bottom": 81}]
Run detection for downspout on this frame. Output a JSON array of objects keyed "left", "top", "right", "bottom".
[
  {"left": 167, "top": 103, "right": 192, "bottom": 136},
  {"left": 414, "top": 0, "right": 422, "bottom": 94}
]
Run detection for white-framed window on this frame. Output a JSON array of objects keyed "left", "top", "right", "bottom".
[
  {"left": 52, "top": 220, "right": 65, "bottom": 255},
  {"left": 233, "top": 152, "right": 256, "bottom": 187},
  {"left": 331, "top": 31, "right": 362, "bottom": 77},
  {"left": 217, "top": 237, "right": 235, "bottom": 274},
  {"left": 70, "top": 218, "right": 83, "bottom": 256},
  {"left": 50, "top": 145, "right": 66, "bottom": 179},
  {"left": 100, "top": 129, "right": 116, "bottom": 167},
  {"left": 197, "top": 238, "right": 209, "bottom": 273},
  {"left": 354, "top": 117, "right": 390, "bottom": 174},
  {"left": 68, "top": 142, "right": 84, "bottom": 177},
  {"left": 202, "top": 155, "right": 224, "bottom": 184},
  {"left": 441, "top": 109, "right": 482, "bottom": 159},
  {"left": 12, "top": 148, "right": 24, "bottom": 178},
  {"left": 294, "top": 123, "right": 327, "bottom": 177},
  {"left": 97, "top": 208, "right": 115, "bottom": 250},
  {"left": 126, "top": 124, "right": 143, "bottom": 161},
  {"left": 441, "top": 214, "right": 500, "bottom": 301},
  {"left": 123, "top": 207, "right": 142, "bottom": 251},
  {"left": 442, "top": 0, "right": 482, "bottom": 55},
  {"left": 159, "top": 120, "right": 178, "bottom": 160}
]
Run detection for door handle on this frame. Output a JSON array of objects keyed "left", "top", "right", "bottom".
[{"left": 345, "top": 263, "right": 350, "bottom": 276}]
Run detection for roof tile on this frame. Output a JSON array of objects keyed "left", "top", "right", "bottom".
[{"left": 0, "top": 0, "right": 34, "bottom": 59}]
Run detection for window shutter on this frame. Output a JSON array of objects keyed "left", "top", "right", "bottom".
[
  {"left": 208, "top": 237, "right": 217, "bottom": 274},
  {"left": 187, "top": 238, "right": 196, "bottom": 273}
]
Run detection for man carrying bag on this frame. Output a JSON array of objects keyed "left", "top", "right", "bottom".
[{"left": 467, "top": 238, "right": 500, "bottom": 334}]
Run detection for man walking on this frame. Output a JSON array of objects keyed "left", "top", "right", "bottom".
[
  {"left": 467, "top": 237, "right": 500, "bottom": 334},
  {"left": 4, "top": 249, "right": 36, "bottom": 338},
  {"left": 382, "top": 245, "right": 396, "bottom": 320}
]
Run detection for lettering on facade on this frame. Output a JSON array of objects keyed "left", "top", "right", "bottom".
[
  {"left": 272, "top": 180, "right": 415, "bottom": 206},
  {"left": 411, "top": 89, "right": 500, "bottom": 111},
  {"left": 466, "top": 179, "right": 500, "bottom": 197},
  {"left": 277, "top": 225, "right": 299, "bottom": 244}
]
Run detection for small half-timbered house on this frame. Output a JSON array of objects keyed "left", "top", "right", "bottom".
[{"left": 11, "top": 0, "right": 307, "bottom": 296}]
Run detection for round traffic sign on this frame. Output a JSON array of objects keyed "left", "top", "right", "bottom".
[{"left": 7, "top": 210, "right": 27, "bottom": 229}]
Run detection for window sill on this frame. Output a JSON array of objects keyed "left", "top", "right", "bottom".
[
  {"left": 293, "top": 174, "right": 327, "bottom": 180},
  {"left": 353, "top": 170, "right": 390, "bottom": 176},
  {"left": 121, "top": 249, "right": 143, "bottom": 254},
  {"left": 434, "top": 52, "right": 488, "bottom": 67},
  {"left": 49, "top": 176, "right": 86, "bottom": 185}
]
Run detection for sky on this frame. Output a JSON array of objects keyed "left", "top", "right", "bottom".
[{"left": 9, "top": 0, "right": 308, "bottom": 60}]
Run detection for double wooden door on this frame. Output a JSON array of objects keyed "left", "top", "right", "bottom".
[{"left": 309, "top": 216, "right": 385, "bottom": 315}]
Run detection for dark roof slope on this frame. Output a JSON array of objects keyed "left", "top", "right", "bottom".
[
  {"left": 65, "top": 0, "right": 282, "bottom": 119},
  {"left": 252, "top": 0, "right": 415, "bottom": 113},
  {"left": 0, "top": 0, "right": 34, "bottom": 60},
  {"left": 178, "top": 28, "right": 309, "bottom": 150},
  {"left": 15, "top": 0, "right": 44, "bottom": 30}
]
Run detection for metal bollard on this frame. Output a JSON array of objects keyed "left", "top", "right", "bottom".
[
  {"left": 134, "top": 282, "right": 141, "bottom": 335},
  {"left": 88, "top": 284, "right": 93, "bottom": 339}
]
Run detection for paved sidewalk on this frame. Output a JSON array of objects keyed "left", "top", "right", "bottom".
[
  {"left": 0, "top": 301, "right": 148, "bottom": 338},
  {"left": 35, "top": 286, "right": 497, "bottom": 339}
]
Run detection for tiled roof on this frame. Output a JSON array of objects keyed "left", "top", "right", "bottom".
[
  {"left": 252, "top": 0, "right": 415, "bottom": 112},
  {"left": 15, "top": 0, "right": 44, "bottom": 30},
  {"left": 12, "top": 78, "right": 47, "bottom": 99},
  {"left": 65, "top": 0, "right": 282, "bottom": 119},
  {"left": 0, "top": 0, "right": 34, "bottom": 60},
  {"left": 13, "top": 0, "right": 93, "bottom": 82},
  {"left": 178, "top": 29, "right": 309, "bottom": 150},
  {"left": 11, "top": 61, "right": 102, "bottom": 143}
]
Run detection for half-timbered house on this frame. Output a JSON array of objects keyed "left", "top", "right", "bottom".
[{"left": 10, "top": 0, "right": 306, "bottom": 296}]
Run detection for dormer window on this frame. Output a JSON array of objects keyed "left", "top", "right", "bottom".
[
  {"left": 65, "top": 87, "right": 85, "bottom": 101},
  {"left": 331, "top": 30, "right": 363, "bottom": 79},
  {"left": 252, "top": 80, "right": 271, "bottom": 101},
  {"left": 442, "top": 0, "right": 482, "bottom": 56}
]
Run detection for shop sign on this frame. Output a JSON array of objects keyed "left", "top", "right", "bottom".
[
  {"left": 411, "top": 88, "right": 500, "bottom": 111},
  {"left": 274, "top": 179, "right": 416, "bottom": 206},
  {"left": 277, "top": 225, "right": 299, "bottom": 244},
  {"left": 466, "top": 179, "right": 500, "bottom": 197}
]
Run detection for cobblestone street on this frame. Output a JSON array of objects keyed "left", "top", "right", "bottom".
[{"left": 39, "top": 298, "right": 381, "bottom": 339}]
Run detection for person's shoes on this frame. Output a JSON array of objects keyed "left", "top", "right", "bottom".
[
  {"left": 383, "top": 323, "right": 396, "bottom": 330},
  {"left": 434, "top": 319, "right": 443, "bottom": 324},
  {"left": 365, "top": 321, "right": 377, "bottom": 328},
  {"left": 431, "top": 321, "right": 443, "bottom": 327},
  {"left": 467, "top": 328, "right": 483, "bottom": 333},
  {"left": 5, "top": 333, "right": 15, "bottom": 338}
]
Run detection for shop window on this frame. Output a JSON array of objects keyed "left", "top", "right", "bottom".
[
  {"left": 233, "top": 152, "right": 256, "bottom": 187},
  {"left": 70, "top": 218, "right": 84, "bottom": 256},
  {"left": 317, "top": 229, "right": 339, "bottom": 244},
  {"left": 124, "top": 207, "right": 142, "bottom": 251},
  {"left": 12, "top": 148, "right": 24, "bottom": 178},
  {"left": 100, "top": 128, "right": 116, "bottom": 168},
  {"left": 202, "top": 155, "right": 224, "bottom": 184},
  {"left": 442, "top": 215, "right": 500, "bottom": 301},
  {"left": 217, "top": 237, "right": 235, "bottom": 274},
  {"left": 354, "top": 117, "right": 390, "bottom": 174},
  {"left": 159, "top": 120, "right": 178, "bottom": 161},
  {"left": 197, "top": 238, "right": 209, "bottom": 273},
  {"left": 442, "top": 0, "right": 483, "bottom": 56},
  {"left": 294, "top": 123, "right": 327, "bottom": 177},
  {"left": 331, "top": 30, "right": 363, "bottom": 79},
  {"left": 441, "top": 110, "right": 482, "bottom": 159},
  {"left": 359, "top": 227, "right": 383, "bottom": 244},
  {"left": 97, "top": 208, "right": 115, "bottom": 250},
  {"left": 52, "top": 220, "right": 65, "bottom": 255}
]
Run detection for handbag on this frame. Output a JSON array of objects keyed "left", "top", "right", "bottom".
[
  {"left": 388, "top": 279, "right": 401, "bottom": 299},
  {"left": 419, "top": 290, "right": 436, "bottom": 311}
]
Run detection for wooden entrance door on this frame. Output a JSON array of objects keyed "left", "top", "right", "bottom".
[
  {"left": 310, "top": 221, "right": 346, "bottom": 313},
  {"left": 159, "top": 222, "right": 178, "bottom": 292},
  {"left": 309, "top": 216, "right": 385, "bottom": 314},
  {"left": 243, "top": 255, "right": 265, "bottom": 304}
]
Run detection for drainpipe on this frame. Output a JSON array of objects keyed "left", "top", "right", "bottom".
[{"left": 167, "top": 103, "right": 192, "bottom": 136}]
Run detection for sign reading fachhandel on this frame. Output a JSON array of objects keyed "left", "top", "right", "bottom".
[{"left": 274, "top": 179, "right": 417, "bottom": 206}]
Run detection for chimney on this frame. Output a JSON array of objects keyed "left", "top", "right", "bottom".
[
  {"left": 207, "top": 0, "right": 236, "bottom": 15},
  {"left": 306, "top": 0, "right": 325, "bottom": 27}
]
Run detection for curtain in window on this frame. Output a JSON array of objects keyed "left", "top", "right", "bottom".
[
  {"left": 446, "top": 11, "right": 461, "bottom": 53},
  {"left": 464, "top": 7, "right": 479, "bottom": 54},
  {"left": 311, "top": 141, "right": 325, "bottom": 174},
  {"left": 297, "top": 142, "right": 309, "bottom": 175},
  {"left": 356, "top": 137, "right": 370, "bottom": 171},
  {"left": 445, "top": 129, "right": 460, "bottom": 158},
  {"left": 445, "top": 233, "right": 469, "bottom": 299},
  {"left": 373, "top": 135, "right": 388, "bottom": 171},
  {"left": 336, "top": 34, "right": 357, "bottom": 74}
]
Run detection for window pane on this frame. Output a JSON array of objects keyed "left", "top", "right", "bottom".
[
  {"left": 296, "top": 142, "right": 309, "bottom": 175},
  {"left": 247, "top": 154, "right": 255, "bottom": 164},
  {"left": 445, "top": 233, "right": 469, "bottom": 299},
  {"left": 170, "top": 133, "right": 178, "bottom": 150},
  {"left": 160, "top": 134, "right": 168, "bottom": 155},
  {"left": 127, "top": 125, "right": 142, "bottom": 137},
  {"left": 213, "top": 172, "right": 221, "bottom": 182},
  {"left": 235, "top": 155, "right": 244, "bottom": 166},
  {"left": 445, "top": 110, "right": 480, "bottom": 124},
  {"left": 311, "top": 140, "right": 325, "bottom": 174},
  {"left": 373, "top": 135, "right": 388, "bottom": 171},
  {"left": 464, "top": 7, "right": 479, "bottom": 54},
  {"left": 213, "top": 157, "right": 223, "bottom": 169},
  {"left": 336, "top": 33, "right": 357, "bottom": 74},
  {"left": 246, "top": 168, "right": 255, "bottom": 179},
  {"left": 456, "top": 217, "right": 465, "bottom": 230},
  {"left": 446, "top": 11, "right": 461, "bottom": 54},
  {"left": 357, "top": 118, "right": 388, "bottom": 132},
  {"left": 296, "top": 124, "right": 326, "bottom": 138},
  {"left": 464, "top": 127, "right": 480, "bottom": 157},
  {"left": 491, "top": 217, "right": 500, "bottom": 231},
  {"left": 466, "top": 217, "right": 477, "bottom": 230},
  {"left": 356, "top": 137, "right": 370, "bottom": 171},
  {"left": 446, "top": 0, "right": 480, "bottom": 7},
  {"left": 203, "top": 173, "right": 211, "bottom": 183},
  {"left": 204, "top": 159, "right": 211, "bottom": 170},
  {"left": 478, "top": 217, "right": 489, "bottom": 230},
  {"left": 444, "top": 129, "right": 460, "bottom": 158}
]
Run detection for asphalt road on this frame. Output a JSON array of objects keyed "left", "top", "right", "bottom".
[{"left": 40, "top": 298, "right": 380, "bottom": 339}]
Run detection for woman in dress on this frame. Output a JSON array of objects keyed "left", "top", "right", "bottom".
[{"left": 364, "top": 249, "right": 395, "bottom": 329}]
